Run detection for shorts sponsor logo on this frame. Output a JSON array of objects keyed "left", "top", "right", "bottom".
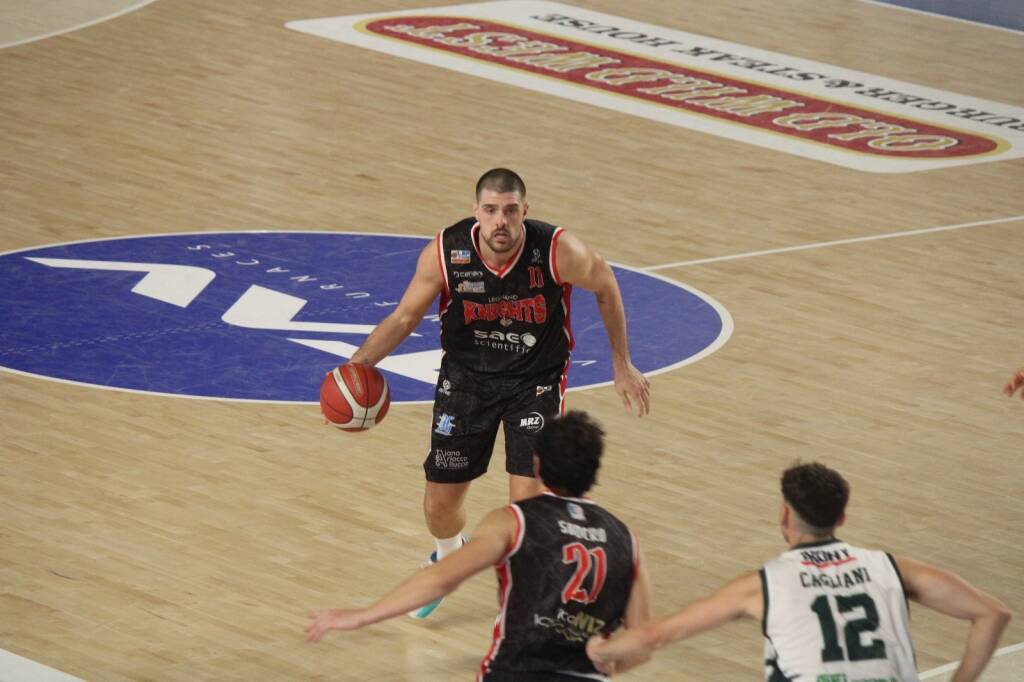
[
  {"left": 519, "top": 411, "right": 544, "bottom": 432},
  {"left": 287, "top": 2, "right": 1024, "bottom": 172},
  {"left": 451, "top": 249, "right": 472, "bottom": 265},
  {"left": 435, "top": 413, "right": 456, "bottom": 435},
  {"left": 434, "top": 448, "right": 468, "bottom": 469},
  {"left": 0, "top": 232, "right": 731, "bottom": 402}
]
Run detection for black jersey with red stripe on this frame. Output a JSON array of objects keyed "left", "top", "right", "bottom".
[
  {"left": 480, "top": 493, "right": 637, "bottom": 681},
  {"left": 437, "top": 218, "right": 573, "bottom": 380}
]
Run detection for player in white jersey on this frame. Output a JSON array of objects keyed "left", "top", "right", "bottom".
[{"left": 586, "top": 462, "right": 1011, "bottom": 682}]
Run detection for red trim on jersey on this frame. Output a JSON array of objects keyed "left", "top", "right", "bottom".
[
  {"left": 561, "top": 283, "right": 575, "bottom": 351},
  {"left": 800, "top": 557, "right": 857, "bottom": 569},
  {"left": 478, "top": 505, "right": 525, "bottom": 680},
  {"left": 550, "top": 226, "right": 565, "bottom": 285},
  {"left": 503, "top": 504, "right": 526, "bottom": 560},
  {"left": 436, "top": 232, "right": 451, "bottom": 316},
  {"left": 558, "top": 357, "right": 569, "bottom": 417},
  {"left": 472, "top": 222, "right": 526, "bottom": 279}
]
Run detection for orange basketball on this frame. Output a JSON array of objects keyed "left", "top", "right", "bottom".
[{"left": 319, "top": 363, "right": 390, "bottom": 432}]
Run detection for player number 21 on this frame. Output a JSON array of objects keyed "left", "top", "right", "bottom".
[{"left": 561, "top": 543, "right": 607, "bottom": 604}]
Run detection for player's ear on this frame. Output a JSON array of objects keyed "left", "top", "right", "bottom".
[{"left": 834, "top": 512, "right": 846, "bottom": 529}]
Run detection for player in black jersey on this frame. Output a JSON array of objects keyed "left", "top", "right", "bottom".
[
  {"left": 346, "top": 169, "right": 650, "bottom": 618},
  {"left": 306, "top": 411, "right": 653, "bottom": 681}
]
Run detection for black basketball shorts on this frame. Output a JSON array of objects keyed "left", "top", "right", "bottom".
[{"left": 424, "top": 361, "right": 565, "bottom": 483}]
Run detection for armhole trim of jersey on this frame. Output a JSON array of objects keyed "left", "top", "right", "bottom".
[
  {"left": 550, "top": 226, "right": 565, "bottom": 285},
  {"left": 503, "top": 504, "right": 526, "bottom": 561},
  {"left": 885, "top": 552, "right": 910, "bottom": 611},
  {"left": 758, "top": 567, "right": 769, "bottom": 638},
  {"left": 436, "top": 232, "right": 450, "bottom": 300}
]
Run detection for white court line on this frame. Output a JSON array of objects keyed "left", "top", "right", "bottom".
[
  {"left": 920, "top": 641, "right": 1024, "bottom": 679},
  {"left": 857, "top": 0, "right": 1024, "bottom": 35},
  {"left": 0, "top": 0, "right": 161, "bottom": 50},
  {"left": 642, "top": 215, "right": 1024, "bottom": 271},
  {"left": 0, "top": 648, "right": 86, "bottom": 681}
]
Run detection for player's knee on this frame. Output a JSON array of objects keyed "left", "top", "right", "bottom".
[{"left": 423, "top": 491, "right": 463, "bottom": 521}]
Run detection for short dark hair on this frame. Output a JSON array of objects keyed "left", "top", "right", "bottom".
[
  {"left": 781, "top": 462, "right": 850, "bottom": 532},
  {"left": 475, "top": 168, "right": 526, "bottom": 200},
  {"left": 535, "top": 411, "right": 604, "bottom": 497}
]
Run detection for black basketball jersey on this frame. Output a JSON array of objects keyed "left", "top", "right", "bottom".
[
  {"left": 437, "top": 218, "right": 573, "bottom": 380},
  {"left": 479, "top": 493, "right": 637, "bottom": 681}
]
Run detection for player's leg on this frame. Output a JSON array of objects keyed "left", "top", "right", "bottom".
[
  {"left": 508, "top": 473, "right": 542, "bottom": 503},
  {"left": 502, "top": 370, "right": 564, "bottom": 503},
  {"left": 423, "top": 480, "right": 470, "bottom": 539},
  {"left": 412, "top": 363, "right": 499, "bottom": 619}
]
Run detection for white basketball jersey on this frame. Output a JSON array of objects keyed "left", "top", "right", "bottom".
[{"left": 760, "top": 539, "right": 918, "bottom": 682}]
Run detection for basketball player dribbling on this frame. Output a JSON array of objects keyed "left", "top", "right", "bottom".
[{"left": 345, "top": 168, "right": 650, "bottom": 618}]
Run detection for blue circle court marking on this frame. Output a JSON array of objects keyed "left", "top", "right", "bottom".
[{"left": 0, "top": 231, "right": 732, "bottom": 403}]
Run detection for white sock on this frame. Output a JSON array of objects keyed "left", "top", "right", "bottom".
[{"left": 434, "top": 534, "right": 465, "bottom": 560}]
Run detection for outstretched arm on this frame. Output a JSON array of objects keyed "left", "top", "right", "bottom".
[
  {"left": 555, "top": 230, "right": 650, "bottom": 416},
  {"left": 305, "top": 507, "right": 515, "bottom": 642},
  {"left": 1004, "top": 368, "right": 1024, "bottom": 399},
  {"left": 896, "top": 556, "right": 1011, "bottom": 682},
  {"left": 588, "top": 572, "right": 761, "bottom": 673},
  {"left": 349, "top": 240, "right": 444, "bottom": 366}
]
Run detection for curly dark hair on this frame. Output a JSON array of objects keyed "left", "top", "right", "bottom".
[
  {"left": 475, "top": 168, "right": 527, "bottom": 200},
  {"left": 781, "top": 462, "right": 850, "bottom": 531},
  {"left": 535, "top": 411, "right": 604, "bottom": 497}
]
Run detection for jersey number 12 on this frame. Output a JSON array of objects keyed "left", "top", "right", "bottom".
[{"left": 810, "top": 593, "right": 887, "bottom": 663}]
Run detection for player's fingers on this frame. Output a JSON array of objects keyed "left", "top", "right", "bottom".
[
  {"left": 639, "top": 388, "right": 651, "bottom": 416},
  {"left": 620, "top": 390, "right": 633, "bottom": 412}
]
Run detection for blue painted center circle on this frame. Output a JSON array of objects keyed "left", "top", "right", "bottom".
[{"left": 0, "top": 232, "right": 730, "bottom": 402}]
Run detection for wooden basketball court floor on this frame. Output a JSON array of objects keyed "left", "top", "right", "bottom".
[{"left": 1, "top": 1, "right": 1021, "bottom": 680}]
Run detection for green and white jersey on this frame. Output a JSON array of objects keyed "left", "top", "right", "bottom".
[{"left": 759, "top": 538, "right": 918, "bottom": 682}]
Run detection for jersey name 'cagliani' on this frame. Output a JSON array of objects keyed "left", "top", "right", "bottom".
[
  {"left": 760, "top": 539, "right": 918, "bottom": 682},
  {"left": 437, "top": 218, "right": 573, "bottom": 378}
]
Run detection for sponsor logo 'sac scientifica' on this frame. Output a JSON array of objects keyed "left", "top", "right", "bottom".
[
  {"left": 286, "top": 1, "right": 1024, "bottom": 173},
  {"left": 0, "top": 232, "right": 730, "bottom": 402}
]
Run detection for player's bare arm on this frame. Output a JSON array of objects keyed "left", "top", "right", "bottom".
[
  {"left": 896, "top": 556, "right": 1012, "bottom": 682},
  {"left": 306, "top": 506, "right": 516, "bottom": 642},
  {"left": 350, "top": 240, "right": 443, "bottom": 366},
  {"left": 588, "top": 572, "right": 761, "bottom": 673},
  {"left": 554, "top": 230, "right": 651, "bottom": 416}
]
